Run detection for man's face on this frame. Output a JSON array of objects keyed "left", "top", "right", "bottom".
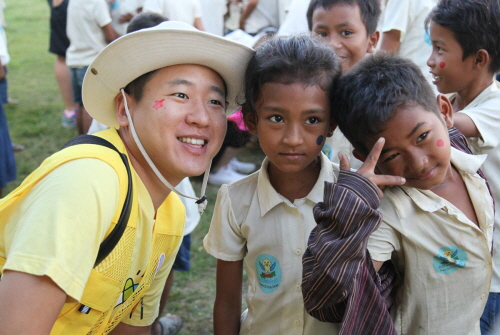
[{"left": 126, "top": 64, "right": 227, "bottom": 185}]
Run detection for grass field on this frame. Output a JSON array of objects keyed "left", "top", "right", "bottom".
[{"left": 4, "top": 1, "right": 263, "bottom": 333}]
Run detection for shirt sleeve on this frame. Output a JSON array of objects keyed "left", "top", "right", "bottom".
[
  {"left": 460, "top": 96, "right": 500, "bottom": 152},
  {"left": 382, "top": 0, "right": 410, "bottom": 37},
  {"left": 302, "top": 171, "right": 384, "bottom": 321},
  {"left": 193, "top": 0, "right": 203, "bottom": 19},
  {"left": 203, "top": 184, "right": 246, "bottom": 261},
  {"left": 94, "top": 0, "right": 113, "bottom": 27},
  {"left": 3, "top": 158, "right": 119, "bottom": 301}
]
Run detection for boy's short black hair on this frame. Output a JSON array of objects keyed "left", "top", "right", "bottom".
[
  {"left": 425, "top": 0, "right": 500, "bottom": 74},
  {"left": 306, "top": 0, "right": 381, "bottom": 35},
  {"left": 241, "top": 34, "right": 341, "bottom": 123},
  {"left": 126, "top": 12, "right": 168, "bottom": 34},
  {"left": 332, "top": 52, "right": 439, "bottom": 155}
]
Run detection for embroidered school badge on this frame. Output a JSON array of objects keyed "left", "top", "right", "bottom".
[
  {"left": 433, "top": 246, "right": 467, "bottom": 274},
  {"left": 255, "top": 254, "right": 282, "bottom": 293},
  {"left": 322, "top": 144, "right": 333, "bottom": 160}
]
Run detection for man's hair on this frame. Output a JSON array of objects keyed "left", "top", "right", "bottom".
[
  {"left": 332, "top": 52, "right": 439, "bottom": 155},
  {"left": 126, "top": 12, "right": 168, "bottom": 34},
  {"left": 306, "top": 0, "right": 381, "bottom": 35},
  {"left": 241, "top": 34, "right": 341, "bottom": 123},
  {"left": 123, "top": 14, "right": 169, "bottom": 101},
  {"left": 425, "top": 0, "right": 500, "bottom": 74}
]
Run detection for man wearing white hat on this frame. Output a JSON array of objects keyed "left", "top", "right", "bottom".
[{"left": 0, "top": 21, "right": 253, "bottom": 334}]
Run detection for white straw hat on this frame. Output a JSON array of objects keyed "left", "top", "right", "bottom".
[{"left": 82, "top": 21, "right": 255, "bottom": 128}]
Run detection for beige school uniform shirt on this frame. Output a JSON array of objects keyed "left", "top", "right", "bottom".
[
  {"left": 204, "top": 153, "right": 340, "bottom": 335},
  {"left": 453, "top": 81, "right": 500, "bottom": 293},
  {"left": 368, "top": 148, "right": 493, "bottom": 335}
]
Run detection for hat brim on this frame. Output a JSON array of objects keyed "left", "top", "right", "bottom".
[{"left": 82, "top": 23, "right": 254, "bottom": 129}]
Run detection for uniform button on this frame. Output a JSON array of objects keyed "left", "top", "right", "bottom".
[
  {"left": 294, "top": 319, "right": 300, "bottom": 326},
  {"left": 295, "top": 248, "right": 302, "bottom": 256},
  {"left": 296, "top": 284, "right": 301, "bottom": 291}
]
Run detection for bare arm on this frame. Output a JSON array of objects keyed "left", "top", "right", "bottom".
[
  {"left": 102, "top": 23, "right": 119, "bottom": 43},
  {"left": 214, "top": 259, "right": 243, "bottom": 335},
  {"left": 194, "top": 17, "right": 205, "bottom": 31},
  {"left": 453, "top": 112, "right": 481, "bottom": 138},
  {"left": 380, "top": 30, "right": 401, "bottom": 53},
  {"left": 0, "top": 270, "right": 66, "bottom": 335},
  {"left": 239, "top": 0, "right": 258, "bottom": 30}
]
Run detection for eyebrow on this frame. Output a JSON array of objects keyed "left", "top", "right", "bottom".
[
  {"left": 262, "top": 106, "right": 327, "bottom": 114},
  {"left": 168, "top": 79, "right": 225, "bottom": 99},
  {"left": 380, "top": 122, "right": 426, "bottom": 156}
]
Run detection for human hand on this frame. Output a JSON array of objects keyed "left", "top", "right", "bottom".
[
  {"left": 338, "top": 137, "right": 405, "bottom": 198},
  {"left": 119, "top": 13, "right": 134, "bottom": 23}
]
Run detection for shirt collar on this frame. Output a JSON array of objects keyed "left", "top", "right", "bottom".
[
  {"left": 448, "top": 80, "right": 500, "bottom": 109},
  {"left": 399, "top": 148, "right": 487, "bottom": 212},
  {"left": 257, "top": 152, "right": 336, "bottom": 216}
]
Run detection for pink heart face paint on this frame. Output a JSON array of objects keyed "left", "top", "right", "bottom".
[
  {"left": 436, "top": 139, "right": 444, "bottom": 147},
  {"left": 316, "top": 135, "right": 324, "bottom": 145},
  {"left": 152, "top": 99, "right": 165, "bottom": 110},
  {"left": 439, "top": 62, "right": 446, "bottom": 69}
]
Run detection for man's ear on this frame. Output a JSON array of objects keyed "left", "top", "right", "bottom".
[
  {"left": 327, "top": 120, "right": 337, "bottom": 137},
  {"left": 436, "top": 94, "right": 453, "bottom": 128},
  {"left": 353, "top": 149, "right": 366, "bottom": 163},
  {"left": 243, "top": 111, "right": 258, "bottom": 135},
  {"left": 367, "top": 30, "right": 380, "bottom": 54},
  {"left": 115, "top": 91, "right": 132, "bottom": 127},
  {"left": 474, "top": 49, "right": 490, "bottom": 71}
]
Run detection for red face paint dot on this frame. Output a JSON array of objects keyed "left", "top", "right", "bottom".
[
  {"left": 437, "top": 139, "right": 444, "bottom": 147},
  {"left": 439, "top": 62, "right": 446, "bottom": 69},
  {"left": 152, "top": 99, "right": 165, "bottom": 110}
]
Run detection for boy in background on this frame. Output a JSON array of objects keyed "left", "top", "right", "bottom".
[
  {"left": 307, "top": 0, "right": 380, "bottom": 168},
  {"left": 303, "top": 53, "right": 494, "bottom": 335},
  {"left": 426, "top": 1, "right": 500, "bottom": 333},
  {"left": 66, "top": 0, "right": 119, "bottom": 134}
]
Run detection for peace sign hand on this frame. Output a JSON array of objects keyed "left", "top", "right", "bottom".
[{"left": 338, "top": 137, "right": 406, "bottom": 198}]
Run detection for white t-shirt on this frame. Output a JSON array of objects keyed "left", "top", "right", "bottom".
[
  {"left": 454, "top": 81, "right": 500, "bottom": 292},
  {"left": 66, "top": 0, "right": 112, "bottom": 67},
  {"left": 322, "top": 129, "right": 363, "bottom": 170},
  {"left": 277, "top": 0, "right": 309, "bottom": 36},
  {"left": 243, "top": 0, "right": 279, "bottom": 34},
  {"left": 0, "top": 25, "right": 9, "bottom": 66},
  {"left": 368, "top": 148, "right": 493, "bottom": 335},
  {"left": 199, "top": 0, "right": 226, "bottom": 36},
  {"left": 204, "top": 153, "right": 340, "bottom": 335},
  {"left": 142, "top": 0, "right": 202, "bottom": 26},
  {"left": 382, "top": 0, "right": 437, "bottom": 88}
]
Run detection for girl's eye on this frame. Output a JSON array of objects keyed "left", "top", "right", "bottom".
[
  {"left": 173, "top": 92, "right": 187, "bottom": 99},
  {"left": 209, "top": 99, "right": 224, "bottom": 106},
  {"left": 383, "top": 152, "right": 400, "bottom": 163},
  {"left": 305, "top": 117, "right": 320, "bottom": 125},
  {"left": 269, "top": 115, "right": 284, "bottom": 123},
  {"left": 341, "top": 30, "right": 353, "bottom": 36},
  {"left": 417, "top": 132, "right": 429, "bottom": 142}
]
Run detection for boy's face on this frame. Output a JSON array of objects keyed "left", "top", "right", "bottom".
[
  {"left": 360, "top": 102, "right": 453, "bottom": 190},
  {"left": 121, "top": 64, "right": 227, "bottom": 185},
  {"left": 427, "top": 22, "right": 476, "bottom": 94},
  {"left": 246, "top": 82, "right": 333, "bottom": 176},
  {"left": 311, "top": 4, "right": 378, "bottom": 72}
]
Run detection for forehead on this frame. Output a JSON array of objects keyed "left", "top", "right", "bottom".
[
  {"left": 313, "top": 3, "right": 364, "bottom": 26},
  {"left": 149, "top": 64, "right": 226, "bottom": 93}
]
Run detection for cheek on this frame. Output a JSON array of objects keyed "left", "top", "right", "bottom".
[
  {"left": 316, "top": 135, "right": 324, "bottom": 145},
  {"left": 439, "top": 62, "right": 446, "bottom": 69},
  {"left": 436, "top": 139, "right": 445, "bottom": 147}
]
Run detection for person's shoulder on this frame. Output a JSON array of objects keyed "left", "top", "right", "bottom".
[
  {"left": 225, "top": 170, "right": 260, "bottom": 199},
  {"left": 379, "top": 186, "right": 412, "bottom": 223}
]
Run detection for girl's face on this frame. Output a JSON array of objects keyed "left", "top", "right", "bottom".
[{"left": 245, "top": 82, "right": 333, "bottom": 176}]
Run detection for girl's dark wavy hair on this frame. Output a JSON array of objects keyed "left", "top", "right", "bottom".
[{"left": 241, "top": 34, "right": 341, "bottom": 124}]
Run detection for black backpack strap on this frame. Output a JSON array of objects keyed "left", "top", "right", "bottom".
[{"left": 62, "top": 135, "right": 133, "bottom": 267}]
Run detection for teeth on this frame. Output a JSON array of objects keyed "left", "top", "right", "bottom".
[
  {"left": 179, "top": 137, "right": 205, "bottom": 147},
  {"left": 433, "top": 74, "right": 442, "bottom": 80}
]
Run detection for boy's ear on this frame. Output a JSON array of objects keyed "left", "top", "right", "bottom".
[
  {"left": 367, "top": 30, "right": 380, "bottom": 54},
  {"left": 474, "top": 49, "right": 490, "bottom": 71},
  {"left": 436, "top": 94, "right": 453, "bottom": 128},
  {"left": 243, "top": 111, "right": 258, "bottom": 135},
  {"left": 115, "top": 91, "right": 132, "bottom": 127},
  {"left": 352, "top": 149, "right": 367, "bottom": 163}
]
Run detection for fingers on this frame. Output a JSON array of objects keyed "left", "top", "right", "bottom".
[
  {"left": 372, "top": 174, "right": 406, "bottom": 188},
  {"left": 338, "top": 152, "right": 350, "bottom": 171}
]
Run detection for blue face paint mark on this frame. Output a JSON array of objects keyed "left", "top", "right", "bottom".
[{"left": 316, "top": 135, "right": 324, "bottom": 145}]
